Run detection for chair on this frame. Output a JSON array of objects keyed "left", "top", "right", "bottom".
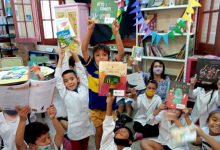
[{"left": 0, "top": 57, "right": 24, "bottom": 68}]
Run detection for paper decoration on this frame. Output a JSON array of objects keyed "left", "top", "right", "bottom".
[
  {"left": 162, "top": 34, "right": 169, "bottom": 46},
  {"left": 156, "top": 34, "right": 162, "bottom": 46},
  {"left": 182, "top": 0, "right": 201, "bottom": 22}
]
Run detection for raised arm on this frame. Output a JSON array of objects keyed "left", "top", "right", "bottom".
[
  {"left": 112, "top": 20, "right": 124, "bottom": 61},
  {"left": 81, "top": 18, "right": 95, "bottom": 62},
  {"left": 15, "top": 106, "right": 31, "bottom": 150}
]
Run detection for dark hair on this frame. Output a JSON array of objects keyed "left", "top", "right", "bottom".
[
  {"left": 62, "top": 69, "right": 77, "bottom": 78},
  {"left": 93, "top": 44, "right": 110, "bottom": 58},
  {"left": 206, "top": 81, "right": 218, "bottom": 111},
  {"left": 207, "top": 107, "right": 220, "bottom": 122},
  {"left": 24, "top": 122, "right": 50, "bottom": 144},
  {"left": 68, "top": 55, "right": 84, "bottom": 68},
  {"left": 146, "top": 79, "right": 158, "bottom": 88},
  {"left": 115, "top": 126, "right": 134, "bottom": 142},
  {"left": 149, "top": 60, "right": 166, "bottom": 80}
]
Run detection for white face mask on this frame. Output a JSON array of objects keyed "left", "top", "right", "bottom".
[
  {"left": 37, "top": 144, "right": 51, "bottom": 150},
  {"left": 153, "top": 67, "right": 163, "bottom": 75}
]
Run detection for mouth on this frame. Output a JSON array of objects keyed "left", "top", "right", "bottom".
[{"left": 211, "top": 125, "right": 220, "bottom": 133}]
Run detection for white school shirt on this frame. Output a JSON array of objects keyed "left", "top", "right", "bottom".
[
  {"left": 201, "top": 127, "right": 220, "bottom": 150},
  {"left": 149, "top": 110, "right": 189, "bottom": 150},
  {"left": 55, "top": 62, "right": 94, "bottom": 140},
  {"left": 100, "top": 116, "right": 132, "bottom": 150},
  {"left": 132, "top": 93, "right": 162, "bottom": 126},
  {"left": 189, "top": 87, "right": 220, "bottom": 127},
  {"left": 0, "top": 112, "right": 19, "bottom": 150}
]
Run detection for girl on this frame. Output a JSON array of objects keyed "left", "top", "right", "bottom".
[
  {"left": 189, "top": 78, "right": 220, "bottom": 127},
  {"left": 55, "top": 49, "right": 94, "bottom": 150},
  {"left": 193, "top": 108, "right": 220, "bottom": 150},
  {"left": 130, "top": 80, "right": 166, "bottom": 140}
]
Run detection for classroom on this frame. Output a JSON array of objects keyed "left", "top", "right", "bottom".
[{"left": 0, "top": 0, "right": 220, "bottom": 150}]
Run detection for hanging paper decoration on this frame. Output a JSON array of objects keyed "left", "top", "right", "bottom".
[
  {"left": 162, "top": 34, "right": 169, "bottom": 46},
  {"left": 182, "top": 0, "right": 201, "bottom": 22}
]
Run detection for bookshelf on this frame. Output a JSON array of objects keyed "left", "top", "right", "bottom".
[{"left": 136, "top": 0, "right": 197, "bottom": 82}]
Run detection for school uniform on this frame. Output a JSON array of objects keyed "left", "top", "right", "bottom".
[
  {"left": 0, "top": 112, "right": 19, "bottom": 150},
  {"left": 100, "top": 116, "right": 132, "bottom": 150},
  {"left": 132, "top": 93, "right": 162, "bottom": 137},
  {"left": 55, "top": 62, "right": 94, "bottom": 141},
  {"left": 189, "top": 87, "right": 220, "bottom": 127}
]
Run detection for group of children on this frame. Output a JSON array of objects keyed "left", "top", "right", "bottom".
[{"left": 0, "top": 18, "right": 220, "bottom": 150}]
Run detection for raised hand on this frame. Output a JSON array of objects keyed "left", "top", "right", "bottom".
[
  {"left": 87, "top": 17, "right": 95, "bottom": 31},
  {"left": 59, "top": 48, "right": 65, "bottom": 59},
  {"left": 47, "top": 104, "right": 57, "bottom": 120},
  {"left": 112, "top": 20, "right": 120, "bottom": 35},
  {"left": 16, "top": 106, "right": 31, "bottom": 122},
  {"left": 106, "top": 93, "right": 115, "bottom": 104}
]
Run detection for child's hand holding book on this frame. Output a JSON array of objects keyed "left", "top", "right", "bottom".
[
  {"left": 16, "top": 106, "right": 31, "bottom": 122},
  {"left": 47, "top": 104, "right": 57, "bottom": 120}
]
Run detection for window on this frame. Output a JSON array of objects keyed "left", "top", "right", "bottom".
[
  {"left": 0, "top": 0, "right": 4, "bottom": 16},
  {"left": 196, "top": 0, "right": 220, "bottom": 55},
  {"left": 37, "top": 0, "right": 64, "bottom": 45}
]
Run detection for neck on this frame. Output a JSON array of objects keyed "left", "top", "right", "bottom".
[
  {"left": 117, "top": 146, "right": 124, "bottom": 150},
  {"left": 154, "top": 74, "right": 162, "bottom": 81},
  {"left": 4, "top": 113, "right": 17, "bottom": 121},
  {"left": 146, "top": 95, "right": 153, "bottom": 99}
]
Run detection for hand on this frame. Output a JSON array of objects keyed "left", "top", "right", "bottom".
[
  {"left": 194, "top": 126, "right": 204, "bottom": 136},
  {"left": 16, "top": 106, "right": 31, "bottom": 122},
  {"left": 106, "top": 93, "right": 115, "bottom": 104},
  {"left": 87, "top": 17, "right": 95, "bottom": 31},
  {"left": 158, "top": 103, "right": 167, "bottom": 111},
  {"left": 47, "top": 104, "right": 57, "bottom": 120},
  {"left": 59, "top": 48, "right": 65, "bottom": 59},
  {"left": 112, "top": 20, "right": 120, "bottom": 35},
  {"left": 127, "top": 88, "right": 137, "bottom": 100},
  {"left": 190, "top": 77, "right": 197, "bottom": 86},
  {"left": 182, "top": 107, "right": 192, "bottom": 117}
]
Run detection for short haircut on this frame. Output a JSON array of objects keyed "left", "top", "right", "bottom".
[
  {"left": 68, "top": 55, "right": 84, "bottom": 68},
  {"left": 62, "top": 69, "right": 77, "bottom": 78},
  {"left": 93, "top": 44, "right": 110, "bottom": 58},
  {"left": 115, "top": 126, "right": 134, "bottom": 142},
  {"left": 207, "top": 107, "right": 220, "bottom": 122},
  {"left": 146, "top": 79, "right": 158, "bottom": 88},
  {"left": 24, "top": 122, "right": 49, "bottom": 144}
]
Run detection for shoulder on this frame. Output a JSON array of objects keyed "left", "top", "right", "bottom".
[{"left": 153, "top": 94, "right": 162, "bottom": 101}]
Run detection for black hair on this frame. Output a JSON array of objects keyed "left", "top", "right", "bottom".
[
  {"left": 114, "top": 126, "right": 134, "bottom": 142},
  {"left": 149, "top": 60, "right": 166, "bottom": 80},
  {"left": 93, "top": 44, "right": 110, "bottom": 59},
  {"left": 206, "top": 81, "right": 218, "bottom": 112},
  {"left": 68, "top": 55, "right": 84, "bottom": 68},
  {"left": 146, "top": 79, "right": 158, "bottom": 88},
  {"left": 24, "top": 122, "right": 50, "bottom": 144},
  {"left": 62, "top": 69, "right": 77, "bottom": 78},
  {"left": 207, "top": 107, "right": 220, "bottom": 122}
]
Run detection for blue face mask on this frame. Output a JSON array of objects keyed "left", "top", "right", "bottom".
[
  {"left": 3, "top": 110, "right": 18, "bottom": 116},
  {"left": 37, "top": 144, "right": 51, "bottom": 150}
]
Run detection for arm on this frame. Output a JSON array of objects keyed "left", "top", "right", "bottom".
[
  {"left": 15, "top": 106, "right": 31, "bottom": 150},
  {"left": 112, "top": 20, "right": 124, "bottom": 61},
  {"left": 129, "top": 88, "right": 139, "bottom": 109},
  {"left": 182, "top": 107, "right": 193, "bottom": 126},
  {"left": 81, "top": 18, "right": 95, "bottom": 62},
  {"left": 47, "top": 104, "right": 65, "bottom": 147},
  {"left": 189, "top": 77, "right": 198, "bottom": 99},
  {"left": 153, "top": 102, "right": 166, "bottom": 117}
]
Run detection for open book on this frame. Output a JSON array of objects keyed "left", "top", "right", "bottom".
[
  {"left": 127, "top": 72, "right": 146, "bottom": 91},
  {"left": 0, "top": 78, "right": 56, "bottom": 113},
  {"left": 132, "top": 46, "right": 144, "bottom": 61}
]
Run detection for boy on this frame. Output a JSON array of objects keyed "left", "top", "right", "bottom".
[
  {"left": 100, "top": 93, "right": 133, "bottom": 150},
  {"left": 81, "top": 18, "right": 125, "bottom": 149},
  {"left": 15, "top": 105, "right": 64, "bottom": 150}
]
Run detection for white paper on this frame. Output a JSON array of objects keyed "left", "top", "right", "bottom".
[{"left": 127, "top": 72, "right": 146, "bottom": 90}]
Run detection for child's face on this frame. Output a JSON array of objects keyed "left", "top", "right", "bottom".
[
  {"left": 32, "top": 132, "right": 51, "bottom": 148},
  {"left": 208, "top": 112, "right": 220, "bottom": 136},
  {"left": 94, "top": 49, "right": 109, "bottom": 66},
  {"left": 63, "top": 72, "right": 79, "bottom": 91},
  {"left": 145, "top": 83, "right": 156, "bottom": 97},
  {"left": 114, "top": 127, "right": 130, "bottom": 140}
]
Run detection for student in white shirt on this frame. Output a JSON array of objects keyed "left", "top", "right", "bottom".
[
  {"left": 189, "top": 77, "right": 220, "bottom": 127},
  {"left": 15, "top": 105, "right": 64, "bottom": 150},
  {"left": 0, "top": 110, "right": 19, "bottom": 150},
  {"left": 100, "top": 94, "right": 134, "bottom": 150},
  {"left": 130, "top": 80, "right": 166, "bottom": 140},
  {"left": 193, "top": 108, "right": 220, "bottom": 150},
  {"left": 55, "top": 49, "right": 94, "bottom": 150}
]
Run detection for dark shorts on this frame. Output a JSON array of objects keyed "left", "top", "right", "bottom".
[{"left": 116, "top": 99, "right": 132, "bottom": 107}]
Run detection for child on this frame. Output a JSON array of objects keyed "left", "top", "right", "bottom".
[
  {"left": 81, "top": 18, "right": 125, "bottom": 149},
  {"left": 15, "top": 105, "right": 64, "bottom": 150},
  {"left": 140, "top": 107, "right": 191, "bottom": 150},
  {"left": 55, "top": 49, "right": 94, "bottom": 150},
  {"left": 100, "top": 94, "right": 133, "bottom": 150},
  {"left": 189, "top": 77, "right": 220, "bottom": 127},
  {"left": 130, "top": 80, "right": 166, "bottom": 140},
  {"left": 193, "top": 108, "right": 220, "bottom": 150},
  {"left": 0, "top": 109, "right": 19, "bottom": 150}
]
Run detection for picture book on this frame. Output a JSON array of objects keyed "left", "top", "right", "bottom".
[
  {"left": 99, "top": 61, "right": 127, "bottom": 96},
  {"left": 127, "top": 72, "right": 146, "bottom": 91},
  {"left": 196, "top": 58, "right": 220, "bottom": 82},
  {"left": 55, "top": 18, "right": 78, "bottom": 52},
  {"left": 90, "top": 0, "right": 118, "bottom": 24},
  {"left": 132, "top": 46, "right": 144, "bottom": 61},
  {"left": 0, "top": 78, "right": 56, "bottom": 113},
  {"left": 166, "top": 81, "right": 189, "bottom": 109}
]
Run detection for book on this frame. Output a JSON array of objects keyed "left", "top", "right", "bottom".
[
  {"left": 196, "top": 58, "right": 220, "bottom": 82},
  {"left": 145, "top": 14, "right": 157, "bottom": 30},
  {"left": 166, "top": 81, "right": 189, "bottom": 109},
  {"left": 55, "top": 18, "right": 78, "bottom": 52},
  {"left": 90, "top": 0, "right": 118, "bottom": 24},
  {"left": 0, "top": 78, "right": 56, "bottom": 113},
  {"left": 131, "top": 46, "right": 144, "bottom": 61},
  {"left": 99, "top": 61, "right": 127, "bottom": 96},
  {"left": 127, "top": 72, "right": 146, "bottom": 91}
]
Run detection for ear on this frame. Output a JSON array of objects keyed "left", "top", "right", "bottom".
[{"left": 29, "top": 143, "right": 36, "bottom": 150}]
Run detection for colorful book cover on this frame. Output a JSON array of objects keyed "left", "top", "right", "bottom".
[
  {"left": 196, "top": 58, "right": 220, "bottom": 82},
  {"left": 99, "top": 61, "right": 127, "bottom": 96},
  {"left": 166, "top": 81, "right": 189, "bottom": 109},
  {"left": 132, "top": 46, "right": 144, "bottom": 61},
  {"left": 127, "top": 72, "right": 146, "bottom": 91},
  {"left": 90, "top": 0, "right": 118, "bottom": 24}
]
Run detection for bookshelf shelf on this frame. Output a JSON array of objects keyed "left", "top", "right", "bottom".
[
  {"left": 137, "top": 32, "right": 194, "bottom": 36},
  {"left": 141, "top": 56, "right": 185, "bottom": 62},
  {"left": 141, "top": 5, "right": 188, "bottom": 11}
]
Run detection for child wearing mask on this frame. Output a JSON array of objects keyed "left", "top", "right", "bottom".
[
  {"left": 100, "top": 94, "right": 134, "bottom": 150},
  {"left": 55, "top": 49, "right": 94, "bottom": 150},
  {"left": 189, "top": 77, "right": 220, "bottom": 127},
  {"left": 0, "top": 109, "right": 19, "bottom": 150},
  {"left": 15, "top": 105, "right": 64, "bottom": 150},
  {"left": 130, "top": 80, "right": 167, "bottom": 140}
]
